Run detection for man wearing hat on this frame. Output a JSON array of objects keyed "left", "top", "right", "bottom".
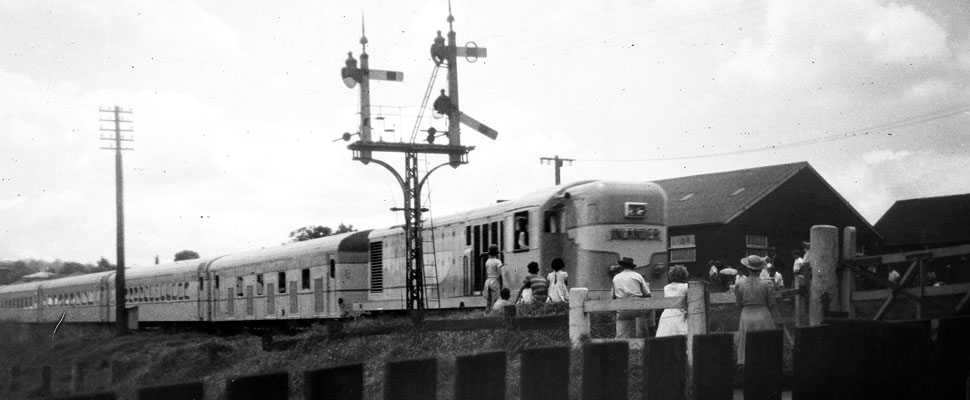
[
  {"left": 611, "top": 256, "right": 655, "bottom": 338},
  {"left": 735, "top": 255, "right": 777, "bottom": 365}
]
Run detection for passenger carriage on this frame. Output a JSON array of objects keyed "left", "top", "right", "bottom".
[
  {"left": 205, "top": 230, "right": 370, "bottom": 322},
  {"left": 123, "top": 258, "right": 214, "bottom": 324},
  {"left": 0, "top": 281, "right": 44, "bottom": 323}
]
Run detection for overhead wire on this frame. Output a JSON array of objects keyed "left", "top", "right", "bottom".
[{"left": 575, "top": 102, "right": 970, "bottom": 163}]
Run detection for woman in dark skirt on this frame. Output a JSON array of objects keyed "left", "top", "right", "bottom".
[{"left": 735, "top": 255, "right": 776, "bottom": 365}]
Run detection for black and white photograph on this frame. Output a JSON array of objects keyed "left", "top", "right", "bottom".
[{"left": 1, "top": 1, "right": 968, "bottom": 399}]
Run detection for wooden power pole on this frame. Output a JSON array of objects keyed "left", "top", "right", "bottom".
[
  {"left": 99, "top": 106, "right": 133, "bottom": 335},
  {"left": 540, "top": 155, "right": 574, "bottom": 185}
]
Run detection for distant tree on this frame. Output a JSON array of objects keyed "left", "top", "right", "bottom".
[
  {"left": 174, "top": 250, "right": 200, "bottom": 261},
  {"left": 57, "top": 262, "right": 87, "bottom": 276},
  {"left": 289, "top": 225, "right": 332, "bottom": 242},
  {"left": 336, "top": 223, "right": 356, "bottom": 234},
  {"left": 95, "top": 257, "right": 115, "bottom": 271}
]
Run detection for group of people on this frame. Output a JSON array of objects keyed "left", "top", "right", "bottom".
[
  {"left": 610, "top": 257, "right": 691, "bottom": 338},
  {"left": 611, "top": 253, "right": 781, "bottom": 366},
  {"left": 482, "top": 245, "right": 571, "bottom": 316}
]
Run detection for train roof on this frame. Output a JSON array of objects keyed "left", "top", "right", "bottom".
[
  {"left": 125, "top": 258, "right": 217, "bottom": 280},
  {"left": 0, "top": 280, "right": 44, "bottom": 294},
  {"left": 208, "top": 230, "right": 371, "bottom": 271},
  {"left": 425, "top": 180, "right": 666, "bottom": 226},
  {"left": 36, "top": 271, "right": 114, "bottom": 289}
]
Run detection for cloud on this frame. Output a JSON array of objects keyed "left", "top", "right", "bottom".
[
  {"left": 829, "top": 149, "right": 970, "bottom": 223},
  {"left": 862, "top": 149, "right": 912, "bottom": 164},
  {"left": 720, "top": 0, "right": 958, "bottom": 99}
]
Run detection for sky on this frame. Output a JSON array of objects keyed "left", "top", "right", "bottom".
[{"left": 1, "top": 0, "right": 969, "bottom": 267}]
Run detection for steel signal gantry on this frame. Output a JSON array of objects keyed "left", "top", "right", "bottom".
[{"left": 338, "top": 7, "right": 498, "bottom": 311}]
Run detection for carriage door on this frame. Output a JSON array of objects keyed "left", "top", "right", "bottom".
[
  {"left": 35, "top": 288, "right": 43, "bottom": 322},
  {"left": 100, "top": 274, "right": 113, "bottom": 322},
  {"left": 327, "top": 259, "right": 339, "bottom": 316}
]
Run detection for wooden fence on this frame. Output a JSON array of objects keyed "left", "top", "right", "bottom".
[
  {"left": 28, "top": 317, "right": 969, "bottom": 400},
  {"left": 839, "top": 227, "right": 970, "bottom": 320}
]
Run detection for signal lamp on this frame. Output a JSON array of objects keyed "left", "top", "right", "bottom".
[
  {"left": 341, "top": 52, "right": 359, "bottom": 89},
  {"left": 425, "top": 127, "right": 437, "bottom": 144}
]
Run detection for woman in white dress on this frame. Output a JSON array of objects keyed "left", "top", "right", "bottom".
[{"left": 655, "top": 265, "right": 690, "bottom": 337}]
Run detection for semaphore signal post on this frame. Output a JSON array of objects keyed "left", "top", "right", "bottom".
[{"left": 338, "top": 4, "right": 497, "bottom": 311}]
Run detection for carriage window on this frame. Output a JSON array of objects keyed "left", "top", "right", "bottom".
[
  {"left": 256, "top": 274, "right": 264, "bottom": 296},
  {"left": 184, "top": 282, "right": 191, "bottom": 300},
  {"left": 544, "top": 211, "right": 561, "bottom": 233},
  {"left": 215, "top": 275, "right": 220, "bottom": 289},
  {"left": 301, "top": 269, "right": 311, "bottom": 291},
  {"left": 465, "top": 226, "right": 472, "bottom": 246},
  {"left": 330, "top": 260, "right": 336, "bottom": 279},
  {"left": 513, "top": 211, "right": 530, "bottom": 251},
  {"left": 236, "top": 277, "right": 244, "bottom": 297},
  {"left": 278, "top": 272, "right": 286, "bottom": 293}
]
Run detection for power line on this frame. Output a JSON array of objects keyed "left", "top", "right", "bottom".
[{"left": 576, "top": 102, "right": 970, "bottom": 163}]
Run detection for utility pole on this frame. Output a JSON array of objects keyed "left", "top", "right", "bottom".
[
  {"left": 540, "top": 155, "right": 574, "bottom": 185},
  {"left": 99, "top": 106, "right": 133, "bottom": 335},
  {"left": 339, "top": 4, "right": 496, "bottom": 311}
]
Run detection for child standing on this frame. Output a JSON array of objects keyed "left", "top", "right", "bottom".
[{"left": 547, "top": 258, "right": 569, "bottom": 303}]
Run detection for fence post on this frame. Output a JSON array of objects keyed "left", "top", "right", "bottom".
[
  {"left": 384, "top": 358, "right": 436, "bottom": 400},
  {"left": 691, "top": 333, "right": 733, "bottom": 400},
  {"left": 520, "top": 346, "right": 569, "bottom": 400},
  {"left": 643, "top": 335, "right": 687, "bottom": 400},
  {"left": 582, "top": 341, "right": 628, "bottom": 400},
  {"left": 936, "top": 317, "right": 970, "bottom": 400},
  {"left": 686, "top": 280, "right": 708, "bottom": 361},
  {"left": 794, "top": 275, "right": 805, "bottom": 327},
  {"left": 841, "top": 226, "right": 856, "bottom": 318},
  {"left": 304, "top": 364, "right": 363, "bottom": 400},
  {"left": 743, "top": 329, "right": 782, "bottom": 400},
  {"left": 10, "top": 365, "right": 20, "bottom": 392},
  {"left": 792, "top": 325, "right": 834, "bottom": 400},
  {"left": 71, "top": 361, "right": 85, "bottom": 394},
  {"left": 456, "top": 351, "right": 506, "bottom": 400},
  {"left": 686, "top": 281, "right": 708, "bottom": 336},
  {"left": 809, "top": 225, "right": 839, "bottom": 326},
  {"left": 40, "top": 365, "right": 51, "bottom": 396},
  {"left": 568, "top": 288, "right": 589, "bottom": 347},
  {"left": 137, "top": 382, "right": 205, "bottom": 400},
  {"left": 225, "top": 372, "right": 289, "bottom": 400}
]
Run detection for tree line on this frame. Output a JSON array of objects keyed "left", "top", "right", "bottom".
[{"left": 0, "top": 223, "right": 355, "bottom": 285}]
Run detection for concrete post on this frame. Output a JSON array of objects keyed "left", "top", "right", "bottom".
[
  {"left": 686, "top": 281, "right": 708, "bottom": 336},
  {"left": 71, "top": 361, "right": 85, "bottom": 393},
  {"left": 810, "top": 225, "right": 839, "bottom": 325},
  {"left": 40, "top": 365, "right": 51, "bottom": 396},
  {"left": 842, "top": 226, "right": 857, "bottom": 318},
  {"left": 568, "top": 288, "right": 589, "bottom": 347}
]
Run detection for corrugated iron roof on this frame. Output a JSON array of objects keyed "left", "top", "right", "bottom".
[
  {"left": 653, "top": 162, "right": 808, "bottom": 227},
  {"left": 875, "top": 193, "right": 970, "bottom": 247}
]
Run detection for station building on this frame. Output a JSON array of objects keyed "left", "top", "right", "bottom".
[{"left": 653, "top": 162, "right": 881, "bottom": 286}]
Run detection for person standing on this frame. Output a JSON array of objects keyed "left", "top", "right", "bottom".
[
  {"left": 735, "top": 255, "right": 777, "bottom": 365},
  {"left": 547, "top": 258, "right": 569, "bottom": 303},
  {"left": 612, "top": 257, "right": 653, "bottom": 338},
  {"left": 483, "top": 244, "right": 504, "bottom": 315},
  {"left": 655, "top": 265, "right": 689, "bottom": 337}
]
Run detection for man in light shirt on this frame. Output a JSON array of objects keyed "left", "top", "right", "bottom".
[{"left": 612, "top": 257, "right": 653, "bottom": 338}]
